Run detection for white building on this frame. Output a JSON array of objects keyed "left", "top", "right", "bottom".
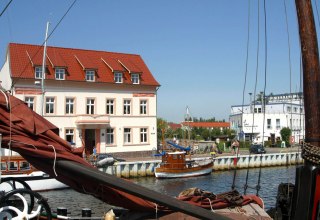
[
  {"left": 229, "top": 93, "right": 305, "bottom": 144},
  {"left": 0, "top": 43, "right": 160, "bottom": 156}
]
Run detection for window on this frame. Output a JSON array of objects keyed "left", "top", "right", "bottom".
[
  {"left": 294, "top": 107, "right": 298, "bottom": 113},
  {"left": 140, "top": 128, "right": 148, "bottom": 143},
  {"left": 45, "top": 97, "right": 55, "bottom": 114},
  {"left": 276, "top": 119, "right": 281, "bottom": 129},
  {"left": 123, "top": 100, "right": 131, "bottom": 115},
  {"left": 35, "top": 66, "right": 43, "bottom": 79},
  {"left": 114, "top": 72, "right": 123, "bottom": 83},
  {"left": 86, "top": 98, "right": 95, "bottom": 114},
  {"left": 131, "top": 73, "right": 139, "bottom": 84},
  {"left": 140, "top": 100, "right": 147, "bottom": 115},
  {"left": 106, "top": 99, "right": 114, "bottom": 115},
  {"left": 106, "top": 128, "right": 114, "bottom": 145},
  {"left": 8, "top": 161, "right": 18, "bottom": 171},
  {"left": 55, "top": 68, "right": 65, "bottom": 80},
  {"left": 287, "top": 106, "right": 291, "bottom": 112},
  {"left": 1, "top": 162, "right": 6, "bottom": 171},
  {"left": 66, "top": 98, "right": 74, "bottom": 114},
  {"left": 65, "top": 129, "right": 74, "bottom": 143},
  {"left": 124, "top": 128, "right": 131, "bottom": 143},
  {"left": 20, "top": 161, "right": 30, "bottom": 171},
  {"left": 25, "top": 97, "right": 34, "bottom": 110},
  {"left": 86, "top": 70, "right": 95, "bottom": 81},
  {"left": 267, "top": 119, "right": 272, "bottom": 129},
  {"left": 254, "top": 108, "right": 262, "bottom": 113}
]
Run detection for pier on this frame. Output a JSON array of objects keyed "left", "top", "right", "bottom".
[{"left": 98, "top": 152, "right": 303, "bottom": 178}]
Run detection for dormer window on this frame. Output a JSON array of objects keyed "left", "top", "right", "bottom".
[
  {"left": 55, "top": 68, "right": 65, "bottom": 80},
  {"left": 86, "top": 70, "right": 95, "bottom": 81},
  {"left": 35, "top": 66, "right": 43, "bottom": 79},
  {"left": 131, "top": 73, "right": 140, "bottom": 84},
  {"left": 114, "top": 72, "right": 123, "bottom": 83}
]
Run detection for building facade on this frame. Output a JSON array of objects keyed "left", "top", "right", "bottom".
[
  {"left": 0, "top": 43, "right": 160, "bottom": 155},
  {"left": 229, "top": 93, "right": 305, "bottom": 144}
]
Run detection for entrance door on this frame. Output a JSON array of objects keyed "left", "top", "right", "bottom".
[
  {"left": 85, "top": 129, "right": 96, "bottom": 155},
  {"left": 270, "top": 133, "right": 275, "bottom": 147}
]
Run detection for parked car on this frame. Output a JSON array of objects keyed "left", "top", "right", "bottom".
[{"left": 249, "top": 144, "right": 266, "bottom": 154}]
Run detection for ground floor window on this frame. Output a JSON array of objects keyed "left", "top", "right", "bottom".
[
  {"left": 124, "top": 128, "right": 131, "bottom": 144},
  {"left": 65, "top": 129, "right": 74, "bottom": 144},
  {"left": 140, "top": 128, "right": 148, "bottom": 143},
  {"left": 106, "top": 128, "right": 114, "bottom": 145}
]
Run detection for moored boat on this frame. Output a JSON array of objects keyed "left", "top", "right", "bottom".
[
  {"left": 155, "top": 151, "right": 213, "bottom": 178},
  {"left": 1, "top": 155, "right": 68, "bottom": 192}
]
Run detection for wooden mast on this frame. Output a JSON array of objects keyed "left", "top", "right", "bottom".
[{"left": 292, "top": 0, "right": 320, "bottom": 219}]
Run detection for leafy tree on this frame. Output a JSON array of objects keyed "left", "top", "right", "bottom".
[
  {"left": 280, "top": 127, "right": 292, "bottom": 146},
  {"left": 157, "top": 118, "right": 167, "bottom": 142}
]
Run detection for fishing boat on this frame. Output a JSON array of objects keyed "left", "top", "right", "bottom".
[
  {"left": 1, "top": 155, "right": 68, "bottom": 192},
  {"left": 155, "top": 141, "right": 213, "bottom": 178}
]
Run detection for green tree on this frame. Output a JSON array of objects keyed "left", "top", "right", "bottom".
[
  {"left": 157, "top": 118, "right": 167, "bottom": 142},
  {"left": 280, "top": 127, "right": 292, "bottom": 146}
]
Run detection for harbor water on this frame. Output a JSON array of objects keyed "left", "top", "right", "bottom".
[{"left": 39, "top": 165, "right": 297, "bottom": 217}]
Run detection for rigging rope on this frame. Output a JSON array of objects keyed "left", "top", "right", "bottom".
[
  {"left": 256, "top": 0, "right": 268, "bottom": 197},
  {"left": 10, "top": 0, "right": 78, "bottom": 89},
  {"left": 244, "top": 0, "right": 261, "bottom": 195},
  {"left": 231, "top": 0, "right": 251, "bottom": 191},
  {"left": 0, "top": 0, "right": 13, "bottom": 18}
]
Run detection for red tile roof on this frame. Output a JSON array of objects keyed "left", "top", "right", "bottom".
[
  {"left": 168, "top": 122, "right": 182, "bottom": 130},
  {"left": 181, "top": 122, "right": 230, "bottom": 128},
  {"left": 8, "top": 43, "right": 160, "bottom": 86}
]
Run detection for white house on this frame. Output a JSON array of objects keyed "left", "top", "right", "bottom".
[
  {"left": 229, "top": 93, "right": 305, "bottom": 144},
  {"left": 0, "top": 43, "right": 160, "bottom": 156}
]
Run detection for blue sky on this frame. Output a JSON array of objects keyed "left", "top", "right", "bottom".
[{"left": 0, "top": 0, "right": 305, "bottom": 122}]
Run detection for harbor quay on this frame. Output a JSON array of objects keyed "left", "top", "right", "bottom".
[{"left": 98, "top": 151, "right": 303, "bottom": 178}]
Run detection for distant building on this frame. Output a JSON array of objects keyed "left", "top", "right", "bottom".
[
  {"left": 229, "top": 92, "right": 305, "bottom": 144},
  {"left": 181, "top": 122, "right": 230, "bottom": 131},
  {"left": 0, "top": 43, "right": 160, "bottom": 156}
]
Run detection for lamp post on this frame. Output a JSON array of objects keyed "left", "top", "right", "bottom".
[{"left": 249, "top": 92, "right": 252, "bottom": 113}]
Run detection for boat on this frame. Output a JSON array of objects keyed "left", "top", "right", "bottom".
[
  {"left": 155, "top": 141, "right": 213, "bottom": 178},
  {"left": 1, "top": 155, "right": 68, "bottom": 192}
]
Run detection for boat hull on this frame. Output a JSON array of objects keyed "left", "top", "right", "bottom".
[
  {"left": 155, "top": 162, "right": 213, "bottom": 178},
  {"left": 1, "top": 171, "right": 68, "bottom": 192}
]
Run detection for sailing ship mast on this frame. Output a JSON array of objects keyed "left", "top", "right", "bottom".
[{"left": 292, "top": 0, "right": 320, "bottom": 219}]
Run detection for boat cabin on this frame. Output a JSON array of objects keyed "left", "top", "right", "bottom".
[
  {"left": 1, "top": 156, "right": 33, "bottom": 175},
  {"left": 161, "top": 151, "right": 189, "bottom": 169}
]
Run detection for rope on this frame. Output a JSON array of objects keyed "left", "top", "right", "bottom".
[
  {"left": 255, "top": 0, "right": 268, "bottom": 197},
  {"left": 231, "top": 0, "right": 251, "bottom": 191},
  {"left": 11, "top": 0, "right": 78, "bottom": 89},
  {"left": 244, "top": 0, "right": 260, "bottom": 195},
  {"left": 206, "top": 198, "right": 214, "bottom": 212},
  {"left": 0, "top": 0, "right": 13, "bottom": 17},
  {"left": 302, "top": 142, "right": 320, "bottom": 165},
  {"left": 48, "top": 145, "right": 58, "bottom": 177}
]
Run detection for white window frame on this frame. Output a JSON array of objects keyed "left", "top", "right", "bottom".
[
  {"left": 25, "top": 97, "right": 35, "bottom": 110},
  {"left": 131, "top": 73, "right": 139, "bottom": 84},
  {"left": 66, "top": 98, "right": 74, "bottom": 114},
  {"left": 276, "top": 119, "right": 281, "bottom": 130},
  {"left": 35, "top": 66, "right": 43, "bottom": 79},
  {"left": 140, "top": 100, "right": 147, "bottom": 115},
  {"left": 86, "top": 98, "right": 95, "bottom": 114},
  {"left": 106, "top": 128, "right": 114, "bottom": 145},
  {"left": 106, "top": 99, "right": 114, "bottom": 115},
  {"left": 55, "top": 68, "right": 65, "bottom": 80},
  {"left": 140, "top": 128, "right": 148, "bottom": 143},
  {"left": 45, "top": 97, "right": 55, "bottom": 114},
  {"left": 124, "top": 128, "right": 131, "bottom": 144},
  {"left": 267, "top": 119, "right": 272, "bottom": 129},
  {"left": 65, "top": 129, "right": 74, "bottom": 144},
  {"left": 114, "top": 72, "right": 123, "bottom": 83},
  {"left": 86, "top": 70, "right": 95, "bottom": 81},
  {"left": 123, "top": 100, "right": 131, "bottom": 115}
]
